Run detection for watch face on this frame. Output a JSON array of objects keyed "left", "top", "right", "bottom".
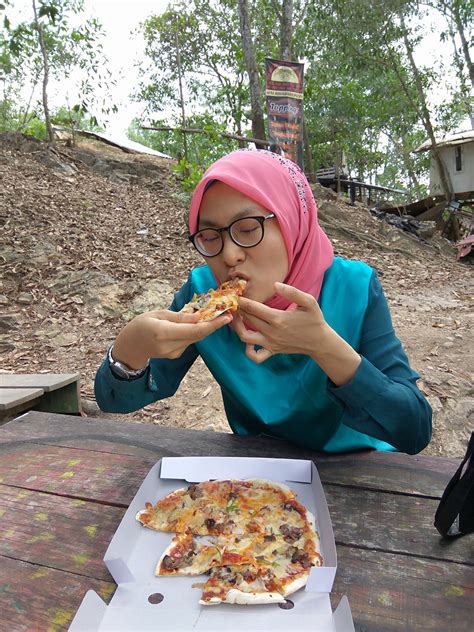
[{"left": 110, "top": 362, "right": 129, "bottom": 379}]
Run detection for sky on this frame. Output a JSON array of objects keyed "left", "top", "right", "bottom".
[
  {"left": 6, "top": 0, "right": 465, "bottom": 137},
  {"left": 81, "top": 0, "right": 171, "bottom": 134}
]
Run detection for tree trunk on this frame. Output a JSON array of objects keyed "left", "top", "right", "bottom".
[
  {"left": 175, "top": 30, "right": 188, "bottom": 169},
  {"left": 237, "top": 0, "right": 266, "bottom": 148},
  {"left": 452, "top": 1, "right": 474, "bottom": 128},
  {"left": 32, "top": 0, "right": 54, "bottom": 145},
  {"left": 386, "top": 130, "right": 423, "bottom": 199},
  {"left": 447, "top": 22, "right": 474, "bottom": 129},
  {"left": 452, "top": 2, "right": 474, "bottom": 88},
  {"left": 280, "top": 0, "right": 293, "bottom": 60},
  {"left": 399, "top": 13, "right": 453, "bottom": 201}
]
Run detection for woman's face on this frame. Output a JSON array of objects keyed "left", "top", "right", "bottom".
[{"left": 198, "top": 182, "right": 289, "bottom": 303}]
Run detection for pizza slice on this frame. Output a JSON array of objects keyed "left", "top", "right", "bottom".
[
  {"left": 156, "top": 531, "right": 258, "bottom": 577},
  {"left": 199, "top": 563, "right": 287, "bottom": 605},
  {"left": 181, "top": 278, "right": 247, "bottom": 321},
  {"left": 199, "top": 536, "right": 322, "bottom": 607}
]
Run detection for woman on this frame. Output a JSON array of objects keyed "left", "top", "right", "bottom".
[{"left": 95, "top": 150, "right": 432, "bottom": 454}]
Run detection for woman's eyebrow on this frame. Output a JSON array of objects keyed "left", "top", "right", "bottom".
[{"left": 199, "top": 207, "right": 264, "bottom": 228}]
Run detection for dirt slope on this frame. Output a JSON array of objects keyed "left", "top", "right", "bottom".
[{"left": 1, "top": 133, "right": 472, "bottom": 457}]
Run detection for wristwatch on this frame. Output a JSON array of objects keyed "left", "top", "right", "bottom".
[{"left": 108, "top": 345, "right": 148, "bottom": 380}]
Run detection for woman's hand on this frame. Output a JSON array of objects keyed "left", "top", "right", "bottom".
[
  {"left": 234, "top": 282, "right": 327, "bottom": 362},
  {"left": 112, "top": 309, "right": 233, "bottom": 369},
  {"left": 234, "top": 282, "right": 361, "bottom": 385}
]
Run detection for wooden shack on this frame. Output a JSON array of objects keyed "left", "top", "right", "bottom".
[{"left": 415, "top": 130, "right": 474, "bottom": 196}]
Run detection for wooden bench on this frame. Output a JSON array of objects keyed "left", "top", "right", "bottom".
[{"left": 0, "top": 373, "right": 81, "bottom": 423}]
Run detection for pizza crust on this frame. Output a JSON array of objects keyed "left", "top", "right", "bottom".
[{"left": 200, "top": 588, "right": 286, "bottom": 606}]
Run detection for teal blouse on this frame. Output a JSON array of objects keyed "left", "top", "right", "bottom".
[{"left": 95, "top": 257, "right": 432, "bottom": 454}]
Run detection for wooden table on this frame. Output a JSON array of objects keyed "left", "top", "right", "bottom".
[
  {"left": 0, "top": 373, "right": 81, "bottom": 423},
  {"left": 0, "top": 411, "right": 472, "bottom": 631}
]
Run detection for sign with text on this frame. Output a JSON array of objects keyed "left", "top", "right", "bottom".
[{"left": 265, "top": 58, "right": 304, "bottom": 168}]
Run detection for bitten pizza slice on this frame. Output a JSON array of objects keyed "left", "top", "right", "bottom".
[{"left": 181, "top": 278, "right": 247, "bottom": 321}]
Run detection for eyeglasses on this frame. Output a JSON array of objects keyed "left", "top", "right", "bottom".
[{"left": 189, "top": 213, "right": 276, "bottom": 257}]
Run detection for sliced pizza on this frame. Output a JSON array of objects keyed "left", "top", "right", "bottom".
[
  {"left": 181, "top": 278, "right": 247, "bottom": 321},
  {"left": 137, "top": 478, "right": 322, "bottom": 606}
]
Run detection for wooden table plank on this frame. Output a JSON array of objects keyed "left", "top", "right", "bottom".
[
  {"left": 0, "top": 373, "right": 80, "bottom": 391},
  {"left": 0, "top": 388, "right": 44, "bottom": 410},
  {"left": 0, "top": 411, "right": 461, "bottom": 497},
  {"left": 315, "top": 451, "right": 459, "bottom": 499},
  {"left": 332, "top": 546, "right": 474, "bottom": 632},
  {"left": 0, "top": 444, "right": 155, "bottom": 505},
  {"left": 326, "top": 484, "right": 473, "bottom": 566},
  {"left": 0, "top": 485, "right": 124, "bottom": 581},
  {"left": 0, "top": 556, "right": 115, "bottom": 632}
]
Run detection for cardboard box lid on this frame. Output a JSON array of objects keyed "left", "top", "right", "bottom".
[{"left": 70, "top": 589, "right": 355, "bottom": 631}]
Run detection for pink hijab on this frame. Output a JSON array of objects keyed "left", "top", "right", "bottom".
[{"left": 188, "top": 149, "right": 334, "bottom": 310}]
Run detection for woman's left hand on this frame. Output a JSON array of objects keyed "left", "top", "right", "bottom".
[{"left": 233, "top": 282, "right": 329, "bottom": 364}]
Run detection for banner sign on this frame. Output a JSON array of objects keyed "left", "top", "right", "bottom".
[{"left": 265, "top": 58, "right": 304, "bottom": 168}]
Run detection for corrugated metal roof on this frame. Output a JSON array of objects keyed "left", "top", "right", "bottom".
[{"left": 414, "top": 129, "right": 474, "bottom": 152}]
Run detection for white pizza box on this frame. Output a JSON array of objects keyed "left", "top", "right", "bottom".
[{"left": 69, "top": 457, "right": 355, "bottom": 631}]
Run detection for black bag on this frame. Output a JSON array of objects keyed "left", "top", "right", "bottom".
[{"left": 434, "top": 432, "right": 474, "bottom": 538}]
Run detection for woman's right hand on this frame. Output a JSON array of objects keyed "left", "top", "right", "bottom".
[{"left": 111, "top": 309, "right": 233, "bottom": 369}]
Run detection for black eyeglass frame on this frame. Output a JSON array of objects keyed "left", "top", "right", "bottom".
[{"left": 188, "top": 213, "right": 276, "bottom": 257}]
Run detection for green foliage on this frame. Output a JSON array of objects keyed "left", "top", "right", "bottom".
[
  {"left": 23, "top": 115, "right": 47, "bottom": 139},
  {"left": 173, "top": 157, "right": 204, "bottom": 196},
  {"left": 50, "top": 105, "right": 103, "bottom": 132}
]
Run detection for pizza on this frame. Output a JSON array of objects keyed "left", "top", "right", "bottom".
[
  {"left": 181, "top": 278, "right": 247, "bottom": 322},
  {"left": 136, "top": 478, "right": 322, "bottom": 605}
]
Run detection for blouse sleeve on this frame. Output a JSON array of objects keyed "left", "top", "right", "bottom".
[
  {"left": 94, "top": 277, "right": 199, "bottom": 413},
  {"left": 327, "top": 271, "right": 432, "bottom": 454}
]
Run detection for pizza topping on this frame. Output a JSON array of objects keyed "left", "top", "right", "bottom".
[
  {"left": 279, "top": 524, "right": 303, "bottom": 543},
  {"left": 161, "top": 550, "right": 195, "bottom": 571},
  {"left": 187, "top": 484, "right": 204, "bottom": 500},
  {"left": 290, "top": 549, "right": 312, "bottom": 567}
]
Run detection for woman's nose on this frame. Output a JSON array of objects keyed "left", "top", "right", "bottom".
[{"left": 221, "top": 233, "right": 246, "bottom": 266}]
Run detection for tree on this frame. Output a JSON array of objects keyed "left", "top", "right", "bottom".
[
  {"left": 237, "top": 0, "right": 266, "bottom": 146},
  {"left": 302, "top": 0, "right": 456, "bottom": 200},
  {"left": 2, "top": 0, "right": 115, "bottom": 142},
  {"left": 137, "top": 0, "right": 253, "bottom": 154},
  {"left": 32, "top": 0, "right": 53, "bottom": 142}
]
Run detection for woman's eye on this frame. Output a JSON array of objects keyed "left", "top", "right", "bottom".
[
  {"left": 240, "top": 227, "right": 258, "bottom": 234},
  {"left": 201, "top": 234, "right": 219, "bottom": 243}
]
